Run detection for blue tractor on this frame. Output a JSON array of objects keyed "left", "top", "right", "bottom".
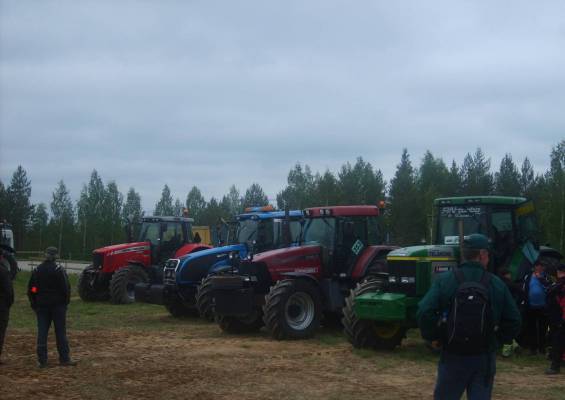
[{"left": 135, "top": 207, "right": 303, "bottom": 318}]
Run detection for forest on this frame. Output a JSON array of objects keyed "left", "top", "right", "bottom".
[{"left": 1, "top": 141, "right": 563, "bottom": 260}]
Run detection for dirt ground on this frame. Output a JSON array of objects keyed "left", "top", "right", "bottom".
[{"left": 1, "top": 323, "right": 563, "bottom": 400}]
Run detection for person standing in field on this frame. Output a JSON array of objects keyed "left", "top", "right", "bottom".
[
  {"left": 417, "top": 234, "right": 521, "bottom": 400},
  {"left": 0, "top": 247, "right": 15, "bottom": 365},
  {"left": 27, "top": 247, "right": 77, "bottom": 368},
  {"left": 545, "top": 263, "right": 565, "bottom": 375}
]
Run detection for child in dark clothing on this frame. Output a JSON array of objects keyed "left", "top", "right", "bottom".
[{"left": 545, "top": 263, "right": 565, "bottom": 374}]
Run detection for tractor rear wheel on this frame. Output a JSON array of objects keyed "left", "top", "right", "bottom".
[
  {"left": 109, "top": 265, "right": 149, "bottom": 304},
  {"left": 78, "top": 266, "right": 108, "bottom": 302},
  {"left": 217, "top": 311, "right": 263, "bottom": 334},
  {"left": 263, "top": 279, "right": 322, "bottom": 340},
  {"left": 195, "top": 275, "right": 215, "bottom": 321},
  {"left": 342, "top": 280, "right": 406, "bottom": 350}
]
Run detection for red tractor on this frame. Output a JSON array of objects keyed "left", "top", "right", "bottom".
[
  {"left": 208, "top": 205, "right": 398, "bottom": 339},
  {"left": 78, "top": 215, "right": 211, "bottom": 304}
]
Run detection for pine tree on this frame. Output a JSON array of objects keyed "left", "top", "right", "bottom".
[
  {"left": 388, "top": 149, "right": 423, "bottom": 245},
  {"left": 461, "top": 148, "right": 493, "bottom": 195},
  {"left": 221, "top": 185, "right": 242, "bottom": 216},
  {"left": 6, "top": 165, "right": 33, "bottom": 250},
  {"left": 185, "top": 186, "right": 207, "bottom": 223},
  {"left": 154, "top": 184, "right": 174, "bottom": 216},
  {"left": 494, "top": 154, "right": 521, "bottom": 195},
  {"left": 122, "top": 187, "right": 143, "bottom": 242},
  {"left": 276, "top": 163, "right": 316, "bottom": 209},
  {"left": 519, "top": 157, "right": 535, "bottom": 198},
  {"left": 50, "top": 180, "right": 75, "bottom": 255},
  {"left": 29, "top": 203, "right": 49, "bottom": 250},
  {"left": 76, "top": 170, "right": 107, "bottom": 251},
  {"left": 314, "top": 170, "right": 341, "bottom": 206},
  {"left": 418, "top": 151, "right": 449, "bottom": 242},
  {"left": 243, "top": 183, "right": 269, "bottom": 209},
  {"left": 102, "top": 181, "right": 123, "bottom": 244},
  {"left": 446, "top": 160, "right": 462, "bottom": 196}
]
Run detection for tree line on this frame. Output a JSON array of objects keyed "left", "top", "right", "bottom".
[{"left": 0, "top": 140, "right": 563, "bottom": 260}]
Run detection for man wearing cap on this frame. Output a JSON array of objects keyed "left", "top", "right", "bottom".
[
  {"left": 417, "top": 234, "right": 521, "bottom": 400},
  {"left": 27, "top": 247, "right": 76, "bottom": 368}
]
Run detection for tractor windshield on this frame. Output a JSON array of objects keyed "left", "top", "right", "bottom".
[
  {"left": 138, "top": 222, "right": 161, "bottom": 245},
  {"left": 236, "top": 219, "right": 260, "bottom": 244},
  {"left": 436, "top": 205, "right": 488, "bottom": 245},
  {"left": 303, "top": 217, "right": 336, "bottom": 249}
]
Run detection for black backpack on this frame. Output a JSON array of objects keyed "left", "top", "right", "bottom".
[{"left": 445, "top": 268, "right": 494, "bottom": 355}]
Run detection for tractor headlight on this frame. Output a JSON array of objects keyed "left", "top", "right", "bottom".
[
  {"left": 388, "top": 276, "right": 397, "bottom": 283},
  {"left": 400, "top": 277, "right": 415, "bottom": 284}
]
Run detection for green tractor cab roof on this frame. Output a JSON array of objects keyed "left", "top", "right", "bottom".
[{"left": 434, "top": 196, "right": 527, "bottom": 206}]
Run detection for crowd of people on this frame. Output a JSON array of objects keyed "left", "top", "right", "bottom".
[{"left": 500, "top": 258, "right": 565, "bottom": 374}]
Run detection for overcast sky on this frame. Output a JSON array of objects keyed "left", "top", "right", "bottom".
[{"left": 1, "top": 1, "right": 564, "bottom": 213}]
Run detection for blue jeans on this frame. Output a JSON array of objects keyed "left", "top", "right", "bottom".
[
  {"left": 36, "top": 305, "right": 70, "bottom": 363},
  {"left": 434, "top": 351, "right": 496, "bottom": 400}
]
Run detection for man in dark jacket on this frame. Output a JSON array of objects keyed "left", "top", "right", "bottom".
[
  {"left": 28, "top": 247, "right": 76, "bottom": 368},
  {"left": 0, "top": 249, "right": 15, "bottom": 365},
  {"left": 417, "top": 234, "right": 522, "bottom": 400}
]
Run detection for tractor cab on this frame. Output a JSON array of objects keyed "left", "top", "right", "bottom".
[
  {"left": 138, "top": 216, "right": 193, "bottom": 265},
  {"left": 0, "top": 222, "right": 14, "bottom": 250},
  {"left": 433, "top": 196, "right": 548, "bottom": 279},
  {"left": 228, "top": 206, "right": 303, "bottom": 253},
  {"left": 302, "top": 206, "right": 381, "bottom": 277}
]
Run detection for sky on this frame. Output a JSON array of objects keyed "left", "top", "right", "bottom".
[{"left": 1, "top": 0, "right": 564, "bottom": 213}]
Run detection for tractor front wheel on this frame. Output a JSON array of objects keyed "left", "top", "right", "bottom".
[
  {"left": 78, "top": 266, "right": 108, "bottom": 302},
  {"left": 263, "top": 279, "right": 322, "bottom": 340},
  {"left": 342, "top": 280, "right": 406, "bottom": 350},
  {"left": 195, "top": 275, "right": 215, "bottom": 321},
  {"left": 165, "top": 294, "right": 196, "bottom": 318},
  {"left": 109, "top": 265, "right": 149, "bottom": 304}
]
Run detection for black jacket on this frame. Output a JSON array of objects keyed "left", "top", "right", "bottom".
[
  {"left": 27, "top": 260, "right": 71, "bottom": 309},
  {"left": 0, "top": 259, "right": 14, "bottom": 309}
]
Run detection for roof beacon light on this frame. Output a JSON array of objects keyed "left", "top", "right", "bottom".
[
  {"left": 378, "top": 200, "right": 386, "bottom": 209},
  {"left": 244, "top": 205, "right": 275, "bottom": 213}
]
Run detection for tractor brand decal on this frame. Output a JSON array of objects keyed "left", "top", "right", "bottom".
[
  {"left": 109, "top": 245, "right": 149, "bottom": 256},
  {"left": 294, "top": 267, "right": 317, "bottom": 274},
  {"left": 440, "top": 206, "right": 482, "bottom": 218},
  {"left": 428, "top": 249, "right": 453, "bottom": 257},
  {"left": 351, "top": 240, "right": 364, "bottom": 255},
  {"left": 433, "top": 265, "right": 451, "bottom": 273}
]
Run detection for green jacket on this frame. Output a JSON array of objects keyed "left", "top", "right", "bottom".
[{"left": 417, "top": 261, "right": 522, "bottom": 351}]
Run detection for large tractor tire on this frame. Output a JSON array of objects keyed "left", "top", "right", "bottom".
[
  {"left": 342, "top": 280, "right": 406, "bottom": 350},
  {"left": 109, "top": 265, "right": 149, "bottom": 304},
  {"left": 165, "top": 295, "right": 197, "bottom": 318},
  {"left": 78, "top": 266, "right": 108, "bottom": 302},
  {"left": 3, "top": 253, "right": 18, "bottom": 280},
  {"left": 263, "top": 279, "right": 322, "bottom": 340},
  {"left": 195, "top": 275, "right": 216, "bottom": 321},
  {"left": 217, "top": 311, "right": 263, "bottom": 334}
]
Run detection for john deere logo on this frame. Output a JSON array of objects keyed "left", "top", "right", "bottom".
[{"left": 351, "top": 240, "right": 364, "bottom": 255}]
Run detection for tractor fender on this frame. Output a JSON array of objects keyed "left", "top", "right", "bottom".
[
  {"left": 351, "top": 245, "right": 398, "bottom": 280},
  {"left": 210, "top": 263, "right": 233, "bottom": 275},
  {"left": 279, "top": 272, "right": 320, "bottom": 288}
]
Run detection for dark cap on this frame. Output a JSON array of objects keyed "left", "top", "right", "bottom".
[
  {"left": 45, "top": 246, "right": 58, "bottom": 256},
  {"left": 462, "top": 234, "right": 490, "bottom": 250}
]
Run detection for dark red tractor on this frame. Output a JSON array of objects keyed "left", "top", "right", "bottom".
[
  {"left": 208, "top": 205, "right": 398, "bottom": 339},
  {"left": 78, "top": 215, "right": 211, "bottom": 304}
]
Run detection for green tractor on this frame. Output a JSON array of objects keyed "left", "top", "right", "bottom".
[{"left": 342, "top": 196, "right": 563, "bottom": 350}]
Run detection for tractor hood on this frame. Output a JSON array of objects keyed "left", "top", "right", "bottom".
[
  {"left": 93, "top": 242, "right": 150, "bottom": 256},
  {"left": 174, "top": 243, "right": 248, "bottom": 284},
  {"left": 252, "top": 244, "right": 320, "bottom": 267},
  {"left": 388, "top": 245, "right": 458, "bottom": 260}
]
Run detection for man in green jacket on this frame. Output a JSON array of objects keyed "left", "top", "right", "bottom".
[{"left": 417, "top": 234, "right": 521, "bottom": 400}]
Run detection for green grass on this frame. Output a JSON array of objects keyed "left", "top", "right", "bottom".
[{"left": 10, "top": 271, "right": 210, "bottom": 332}]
